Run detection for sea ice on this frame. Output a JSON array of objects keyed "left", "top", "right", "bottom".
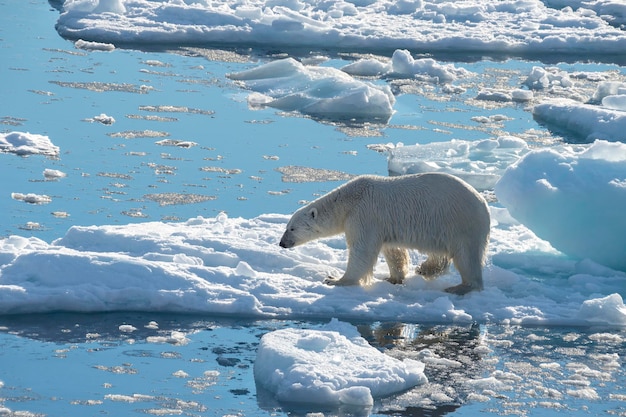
[
  {"left": 55, "top": 0, "right": 626, "bottom": 58},
  {"left": 533, "top": 99, "right": 626, "bottom": 142},
  {"left": 496, "top": 140, "right": 626, "bottom": 271},
  {"left": 11, "top": 193, "right": 52, "bottom": 205},
  {"left": 0, "top": 213, "right": 624, "bottom": 327},
  {"left": 342, "top": 49, "right": 471, "bottom": 83},
  {"left": 386, "top": 137, "right": 529, "bottom": 191},
  {"left": 74, "top": 39, "right": 115, "bottom": 51},
  {"left": 254, "top": 319, "right": 427, "bottom": 406},
  {"left": 0, "top": 131, "right": 60, "bottom": 157},
  {"left": 228, "top": 58, "right": 395, "bottom": 122},
  {"left": 523, "top": 66, "right": 573, "bottom": 90}
]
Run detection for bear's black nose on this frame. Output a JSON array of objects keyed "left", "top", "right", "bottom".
[{"left": 279, "top": 234, "right": 293, "bottom": 248}]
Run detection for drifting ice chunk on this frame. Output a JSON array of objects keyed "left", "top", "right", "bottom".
[
  {"left": 602, "top": 95, "right": 626, "bottom": 111},
  {"left": 228, "top": 58, "right": 395, "bottom": 122},
  {"left": 388, "top": 49, "right": 471, "bottom": 83},
  {"left": 254, "top": 320, "right": 427, "bottom": 407},
  {"left": 590, "top": 81, "right": 626, "bottom": 103},
  {"left": 533, "top": 98, "right": 626, "bottom": 142},
  {"left": 577, "top": 294, "right": 626, "bottom": 327},
  {"left": 523, "top": 66, "right": 573, "bottom": 90},
  {"left": 0, "top": 131, "right": 60, "bottom": 157}
]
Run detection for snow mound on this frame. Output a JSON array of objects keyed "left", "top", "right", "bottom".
[
  {"left": 496, "top": 140, "right": 626, "bottom": 271},
  {"left": 254, "top": 319, "right": 427, "bottom": 406}
]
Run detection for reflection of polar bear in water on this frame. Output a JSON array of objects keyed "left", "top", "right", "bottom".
[{"left": 279, "top": 173, "right": 490, "bottom": 295}]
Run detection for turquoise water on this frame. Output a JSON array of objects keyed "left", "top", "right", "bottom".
[
  {"left": 1, "top": 2, "right": 625, "bottom": 416},
  {"left": 1, "top": 313, "right": 624, "bottom": 417}
]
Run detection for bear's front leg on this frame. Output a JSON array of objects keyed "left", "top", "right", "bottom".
[{"left": 325, "top": 236, "right": 381, "bottom": 286}]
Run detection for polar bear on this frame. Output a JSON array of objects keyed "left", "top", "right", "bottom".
[{"left": 279, "top": 173, "right": 490, "bottom": 295}]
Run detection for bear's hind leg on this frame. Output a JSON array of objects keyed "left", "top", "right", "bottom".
[
  {"left": 416, "top": 254, "right": 450, "bottom": 280},
  {"left": 445, "top": 245, "right": 484, "bottom": 295},
  {"left": 382, "top": 246, "right": 410, "bottom": 284}
]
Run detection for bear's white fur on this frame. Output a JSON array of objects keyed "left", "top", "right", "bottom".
[{"left": 279, "top": 173, "right": 490, "bottom": 294}]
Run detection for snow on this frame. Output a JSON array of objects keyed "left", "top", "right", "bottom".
[
  {"left": 55, "top": 0, "right": 626, "bottom": 58},
  {"left": 254, "top": 319, "right": 427, "bottom": 406},
  {"left": 495, "top": 140, "right": 626, "bottom": 272},
  {"left": 1, "top": 209, "right": 624, "bottom": 326}
]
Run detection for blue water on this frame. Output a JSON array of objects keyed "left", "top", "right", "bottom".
[
  {"left": 1, "top": 1, "right": 625, "bottom": 416},
  {"left": 1, "top": 313, "right": 624, "bottom": 416}
]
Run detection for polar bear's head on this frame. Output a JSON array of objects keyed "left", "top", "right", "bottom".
[
  {"left": 279, "top": 205, "right": 321, "bottom": 248},
  {"left": 280, "top": 199, "right": 346, "bottom": 248}
]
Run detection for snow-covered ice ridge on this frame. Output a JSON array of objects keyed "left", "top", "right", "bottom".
[{"left": 56, "top": 0, "right": 626, "bottom": 57}]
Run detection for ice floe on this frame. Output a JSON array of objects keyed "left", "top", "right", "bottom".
[
  {"left": 55, "top": 0, "right": 626, "bottom": 59},
  {"left": 0, "top": 210, "right": 624, "bottom": 326},
  {"left": 0, "top": 131, "right": 60, "bottom": 157},
  {"left": 228, "top": 57, "right": 395, "bottom": 122},
  {"left": 254, "top": 319, "right": 427, "bottom": 407}
]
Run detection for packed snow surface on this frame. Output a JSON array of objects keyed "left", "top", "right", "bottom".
[
  {"left": 1, "top": 208, "right": 625, "bottom": 326},
  {"left": 254, "top": 319, "right": 427, "bottom": 406},
  {"left": 55, "top": 0, "right": 626, "bottom": 57}
]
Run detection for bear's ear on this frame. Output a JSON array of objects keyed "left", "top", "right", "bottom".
[{"left": 309, "top": 207, "right": 318, "bottom": 219}]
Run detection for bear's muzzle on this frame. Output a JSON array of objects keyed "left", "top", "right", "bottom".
[{"left": 279, "top": 233, "right": 294, "bottom": 248}]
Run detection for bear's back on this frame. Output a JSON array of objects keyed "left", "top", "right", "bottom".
[{"left": 351, "top": 173, "right": 489, "bottom": 242}]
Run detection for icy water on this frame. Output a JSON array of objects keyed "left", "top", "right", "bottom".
[
  {"left": 1, "top": 313, "right": 625, "bottom": 417},
  {"left": 1, "top": 1, "right": 625, "bottom": 416}
]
